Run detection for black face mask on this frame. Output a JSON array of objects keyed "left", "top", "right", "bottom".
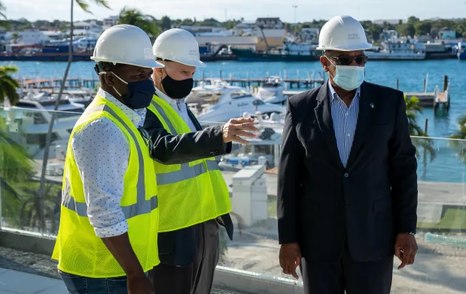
[
  {"left": 112, "top": 72, "right": 155, "bottom": 109},
  {"left": 161, "top": 73, "right": 193, "bottom": 99}
]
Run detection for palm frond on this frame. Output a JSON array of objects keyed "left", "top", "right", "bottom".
[
  {"left": 0, "top": 2, "right": 6, "bottom": 19},
  {"left": 75, "top": 0, "right": 90, "bottom": 13},
  {"left": 92, "top": 0, "right": 110, "bottom": 9},
  {"left": 76, "top": 0, "right": 111, "bottom": 13}
]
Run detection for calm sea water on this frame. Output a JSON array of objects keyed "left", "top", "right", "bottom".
[
  {"left": 2, "top": 59, "right": 465, "bottom": 138},
  {"left": 2, "top": 59, "right": 466, "bottom": 182}
]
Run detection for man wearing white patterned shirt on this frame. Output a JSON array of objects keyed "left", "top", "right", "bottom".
[{"left": 52, "top": 25, "right": 163, "bottom": 294}]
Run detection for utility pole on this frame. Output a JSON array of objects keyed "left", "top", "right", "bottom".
[{"left": 292, "top": 5, "right": 298, "bottom": 23}]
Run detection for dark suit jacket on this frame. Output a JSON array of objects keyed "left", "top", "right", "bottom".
[
  {"left": 277, "top": 81, "right": 418, "bottom": 262},
  {"left": 143, "top": 106, "right": 233, "bottom": 265}
]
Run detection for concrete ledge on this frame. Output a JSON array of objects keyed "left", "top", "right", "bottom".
[
  {"left": 214, "top": 266, "right": 304, "bottom": 294},
  {"left": 0, "top": 229, "right": 305, "bottom": 293},
  {"left": 0, "top": 228, "right": 55, "bottom": 255}
]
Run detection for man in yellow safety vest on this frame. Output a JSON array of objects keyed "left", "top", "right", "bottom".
[
  {"left": 52, "top": 24, "right": 163, "bottom": 294},
  {"left": 143, "top": 28, "right": 257, "bottom": 294}
]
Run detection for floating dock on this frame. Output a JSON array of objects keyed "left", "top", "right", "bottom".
[{"left": 404, "top": 75, "right": 450, "bottom": 112}]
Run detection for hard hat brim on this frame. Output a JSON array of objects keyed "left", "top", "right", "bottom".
[
  {"left": 316, "top": 43, "right": 373, "bottom": 51},
  {"left": 173, "top": 57, "right": 206, "bottom": 68},
  {"left": 91, "top": 57, "right": 165, "bottom": 69},
  {"left": 189, "top": 59, "right": 206, "bottom": 68}
]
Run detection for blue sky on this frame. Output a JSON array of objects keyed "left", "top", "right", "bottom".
[{"left": 3, "top": 0, "right": 465, "bottom": 22}]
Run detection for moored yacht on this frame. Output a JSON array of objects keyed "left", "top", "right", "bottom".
[
  {"left": 365, "top": 41, "right": 426, "bottom": 60},
  {"left": 255, "top": 76, "right": 286, "bottom": 105},
  {"left": 2, "top": 91, "right": 85, "bottom": 154}
]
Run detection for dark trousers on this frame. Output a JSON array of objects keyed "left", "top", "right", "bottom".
[
  {"left": 300, "top": 247, "right": 393, "bottom": 294},
  {"left": 59, "top": 271, "right": 127, "bottom": 294},
  {"left": 151, "top": 219, "right": 220, "bottom": 294}
]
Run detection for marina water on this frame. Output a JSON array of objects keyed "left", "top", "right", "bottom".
[
  {"left": 2, "top": 59, "right": 466, "bottom": 182},
  {"left": 3, "top": 59, "right": 466, "bottom": 138}
]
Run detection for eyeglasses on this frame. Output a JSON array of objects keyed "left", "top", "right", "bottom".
[{"left": 326, "top": 54, "right": 368, "bottom": 66}]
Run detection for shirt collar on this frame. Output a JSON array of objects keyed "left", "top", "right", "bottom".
[
  {"left": 327, "top": 80, "right": 361, "bottom": 103},
  {"left": 97, "top": 88, "right": 146, "bottom": 128},
  {"left": 155, "top": 86, "right": 185, "bottom": 109}
]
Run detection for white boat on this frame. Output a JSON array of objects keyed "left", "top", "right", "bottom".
[
  {"left": 186, "top": 79, "right": 250, "bottom": 115},
  {"left": 186, "top": 79, "right": 284, "bottom": 124},
  {"left": 218, "top": 152, "right": 273, "bottom": 171},
  {"left": 195, "top": 91, "right": 284, "bottom": 125},
  {"left": 456, "top": 42, "right": 466, "bottom": 60},
  {"left": 3, "top": 91, "right": 85, "bottom": 154},
  {"left": 255, "top": 76, "right": 286, "bottom": 105},
  {"left": 365, "top": 41, "right": 426, "bottom": 60}
]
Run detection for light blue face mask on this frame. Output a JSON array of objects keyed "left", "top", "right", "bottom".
[{"left": 330, "top": 62, "right": 365, "bottom": 91}]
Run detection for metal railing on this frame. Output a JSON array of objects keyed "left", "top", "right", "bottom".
[{"left": 1, "top": 107, "right": 465, "bottom": 293}]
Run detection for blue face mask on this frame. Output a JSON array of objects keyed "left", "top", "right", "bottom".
[
  {"left": 329, "top": 60, "right": 365, "bottom": 91},
  {"left": 111, "top": 72, "right": 155, "bottom": 109}
]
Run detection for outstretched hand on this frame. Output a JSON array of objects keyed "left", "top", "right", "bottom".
[{"left": 222, "top": 117, "right": 258, "bottom": 144}]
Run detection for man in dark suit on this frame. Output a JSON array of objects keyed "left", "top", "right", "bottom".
[{"left": 277, "top": 15, "right": 418, "bottom": 294}]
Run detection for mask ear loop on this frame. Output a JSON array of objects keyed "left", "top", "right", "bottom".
[
  {"left": 109, "top": 72, "right": 128, "bottom": 85},
  {"left": 98, "top": 71, "right": 126, "bottom": 98}
]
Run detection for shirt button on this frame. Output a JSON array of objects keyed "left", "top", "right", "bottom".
[{"left": 344, "top": 172, "right": 349, "bottom": 178}]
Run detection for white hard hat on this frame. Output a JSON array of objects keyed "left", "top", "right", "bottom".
[
  {"left": 317, "top": 15, "right": 372, "bottom": 51},
  {"left": 153, "top": 28, "right": 205, "bottom": 67},
  {"left": 91, "top": 24, "right": 163, "bottom": 68}
]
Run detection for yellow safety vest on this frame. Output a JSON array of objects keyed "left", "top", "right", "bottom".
[
  {"left": 52, "top": 95, "right": 159, "bottom": 278},
  {"left": 147, "top": 95, "right": 230, "bottom": 232}
]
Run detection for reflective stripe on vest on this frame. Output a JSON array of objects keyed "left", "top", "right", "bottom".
[
  {"left": 62, "top": 104, "right": 157, "bottom": 218},
  {"left": 151, "top": 100, "right": 177, "bottom": 134},
  {"left": 157, "top": 160, "right": 220, "bottom": 185},
  {"left": 150, "top": 100, "right": 221, "bottom": 186}
]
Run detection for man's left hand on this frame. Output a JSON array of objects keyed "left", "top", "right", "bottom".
[{"left": 394, "top": 233, "right": 418, "bottom": 269}]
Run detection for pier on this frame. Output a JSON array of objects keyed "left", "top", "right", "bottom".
[
  {"left": 404, "top": 75, "right": 450, "bottom": 113},
  {"left": 20, "top": 78, "right": 100, "bottom": 92},
  {"left": 194, "top": 77, "right": 325, "bottom": 89},
  {"left": 20, "top": 77, "right": 325, "bottom": 91},
  {"left": 19, "top": 76, "right": 449, "bottom": 112}
]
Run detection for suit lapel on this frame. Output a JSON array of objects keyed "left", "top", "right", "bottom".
[
  {"left": 347, "top": 82, "right": 375, "bottom": 168},
  {"left": 314, "top": 84, "right": 344, "bottom": 169}
]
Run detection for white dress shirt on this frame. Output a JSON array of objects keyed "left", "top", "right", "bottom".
[
  {"left": 328, "top": 81, "right": 360, "bottom": 167},
  {"left": 72, "top": 88, "right": 147, "bottom": 238},
  {"left": 155, "top": 87, "right": 197, "bottom": 131}
]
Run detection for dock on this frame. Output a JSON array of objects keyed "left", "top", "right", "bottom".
[
  {"left": 404, "top": 75, "right": 450, "bottom": 113},
  {"left": 21, "top": 77, "right": 325, "bottom": 92},
  {"left": 194, "top": 77, "right": 325, "bottom": 89},
  {"left": 19, "top": 76, "right": 449, "bottom": 112},
  {"left": 20, "top": 78, "right": 100, "bottom": 92},
  {"left": 405, "top": 91, "right": 450, "bottom": 108}
]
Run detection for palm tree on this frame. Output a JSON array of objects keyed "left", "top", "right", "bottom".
[
  {"left": 118, "top": 7, "right": 160, "bottom": 39},
  {"left": 0, "top": 66, "right": 20, "bottom": 105},
  {"left": 404, "top": 95, "right": 427, "bottom": 136},
  {"left": 0, "top": 66, "right": 34, "bottom": 228},
  {"left": 405, "top": 95, "right": 436, "bottom": 179},
  {"left": 0, "top": 120, "right": 34, "bottom": 228},
  {"left": 450, "top": 114, "right": 466, "bottom": 140},
  {"left": 449, "top": 114, "right": 466, "bottom": 163},
  {"left": 37, "top": 0, "right": 110, "bottom": 232}
]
